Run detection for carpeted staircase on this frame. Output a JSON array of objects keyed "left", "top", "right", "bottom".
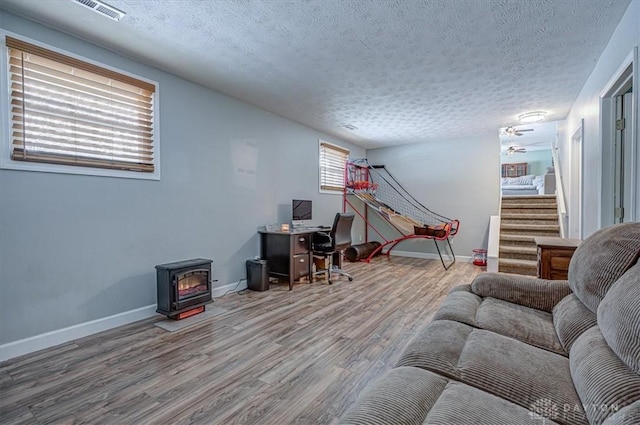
[{"left": 498, "top": 195, "right": 560, "bottom": 276}]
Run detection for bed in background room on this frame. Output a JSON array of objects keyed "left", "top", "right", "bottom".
[{"left": 501, "top": 173, "right": 556, "bottom": 196}]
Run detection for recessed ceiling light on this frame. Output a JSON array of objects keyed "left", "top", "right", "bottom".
[
  {"left": 71, "top": 0, "right": 126, "bottom": 21},
  {"left": 343, "top": 124, "right": 358, "bottom": 130},
  {"left": 518, "top": 111, "right": 547, "bottom": 123}
]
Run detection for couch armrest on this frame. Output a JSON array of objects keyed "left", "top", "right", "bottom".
[
  {"left": 471, "top": 273, "right": 572, "bottom": 313},
  {"left": 448, "top": 284, "right": 472, "bottom": 294}
]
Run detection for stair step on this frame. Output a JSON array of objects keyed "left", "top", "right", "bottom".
[
  {"left": 502, "top": 195, "right": 557, "bottom": 201},
  {"left": 501, "top": 213, "right": 558, "bottom": 220},
  {"left": 501, "top": 204, "right": 558, "bottom": 210},
  {"left": 498, "top": 197, "right": 556, "bottom": 276},
  {"left": 498, "top": 258, "right": 537, "bottom": 267},
  {"left": 500, "top": 233, "right": 540, "bottom": 248},
  {"left": 502, "top": 199, "right": 558, "bottom": 208},
  {"left": 499, "top": 245, "right": 537, "bottom": 255},
  {"left": 501, "top": 223, "right": 560, "bottom": 233},
  {"left": 500, "top": 234, "right": 536, "bottom": 242},
  {"left": 499, "top": 245, "right": 538, "bottom": 260},
  {"left": 499, "top": 240, "right": 537, "bottom": 248},
  {"left": 498, "top": 258, "right": 538, "bottom": 276},
  {"left": 501, "top": 219, "right": 559, "bottom": 226}
]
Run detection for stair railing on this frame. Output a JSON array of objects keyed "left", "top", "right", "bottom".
[{"left": 551, "top": 145, "right": 569, "bottom": 238}]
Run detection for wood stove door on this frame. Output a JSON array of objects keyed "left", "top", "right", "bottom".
[{"left": 174, "top": 269, "right": 211, "bottom": 310}]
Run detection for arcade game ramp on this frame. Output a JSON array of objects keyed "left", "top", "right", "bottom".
[{"left": 344, "top": 158, "right": 459, "bottom": 269}]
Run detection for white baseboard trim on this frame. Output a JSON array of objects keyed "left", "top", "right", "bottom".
[
  {"left": 0, "top": 304, "right": 158, "bottom": 363},
  {"left": 5, "top": 254, "right": 474, "bottom": 363},
  {"left": 211, "top": 279, "right": 248, "bottom": 298},
  {"left": 0, "top": 279, "right": 251, "bottom": 363},
  {"left": 390, "top": 250, "right": 472, "bottom": 262}
]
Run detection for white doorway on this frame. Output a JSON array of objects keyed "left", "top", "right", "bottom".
[{"left": 600, "top": 47, "right": 638, "bottom": 226}]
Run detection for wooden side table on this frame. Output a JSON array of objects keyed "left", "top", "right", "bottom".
[{"left": 534, "top": 237, "right": 581, "bottom": 280}]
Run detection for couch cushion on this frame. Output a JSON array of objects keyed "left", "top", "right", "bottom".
[
  {"left": 553, "top": 294, "right": 598, "bottom": 352},
  {"left": 455, "top": 329, "right": 584, "bottom": 425},
  {"left": 339, "top": 367, "right": 447, "bottom": 425},
  {"left": 472, "top": 272, "right": 572, "bottom": 313},
  {"left": 570, "top": 326, "right": 640, "bottom": 425},
  {"left": 601, "top": 401, "right": 640, "bottom": 425},
  {"left": 569, "top": 222, "right": 640, "bottom": 313},
  {"left": 340, "top": 366, "right": 563, "bottom": 425},
  {"left": 447, "top": 283, "right": 472, "bottom": 293},
  {"left": 396, "top": 319, "right": 471, "bottom": 380},
  {"left": 432, "top": 290, "right": 482, "bottom": 326},
  {"left": 475, "top": 297, "right": 565, "bottom": 354},
  {"left": 425, "top": 380, "right": 562, "bottom": 425},
  {"left": 433, "top": 291, "right": 566, "bottom": 354},
  {"left": 597, "top": 262, "right": 640, "bottom": 374},
  {"left": 396, "top": 320, "right": 587, "bottom": 425}
]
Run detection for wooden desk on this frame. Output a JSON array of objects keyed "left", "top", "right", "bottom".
[
  {"left": 534, "top": 237, "right": 581, "bottom": 280},
  {"left": 259, "top": 228, "right": 324, "bottom": 290}
]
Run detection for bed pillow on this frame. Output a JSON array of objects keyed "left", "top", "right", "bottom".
[
  {"left": 517, "top": 174, "right": 535, "bottom": 185},
  {"left": 533, "top": 175, "right": 544, "bottom": 189},
  {"left": 501, "top": 175, "right": 535, "bottom": 186}
]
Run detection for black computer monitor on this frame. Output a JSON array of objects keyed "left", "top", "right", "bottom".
[{"left": 292, "top": 199, "right": 312, "bottom": 223}]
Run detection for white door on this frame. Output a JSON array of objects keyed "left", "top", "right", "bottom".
[{"left": 613, "top": 91, "right": 633, "bottom": 223}]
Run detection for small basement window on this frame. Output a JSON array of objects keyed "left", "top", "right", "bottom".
[
  {"left": 319, "top": 140, "right": 349, "bottom": 193},
  {"left": 1, "top": 34, "right": 159, "bottom": 179}
]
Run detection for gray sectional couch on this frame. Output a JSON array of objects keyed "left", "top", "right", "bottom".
[{"left": 340, "top": 222, "right": 640, "bottom": 425}]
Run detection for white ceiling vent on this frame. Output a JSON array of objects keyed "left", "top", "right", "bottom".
[{"left": 72, "top": 0, "right": 126, "bottom": 21}]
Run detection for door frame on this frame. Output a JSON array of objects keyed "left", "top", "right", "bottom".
[
  {"left": 570, "top": 119, "right": 584, "bottom": 239},
  {"left": 599, "top": 47, "right": 638, "bottom": 226}
]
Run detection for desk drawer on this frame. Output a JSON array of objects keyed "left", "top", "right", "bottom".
[
  {"left": 293, "top": 254, "right": 309, "bottom": 279},
  {"left": 550, "top": 256, "right": 571, "bottom": 270},
  {"left": 293, "top": 235, "right": 309, "bottom": 254}
]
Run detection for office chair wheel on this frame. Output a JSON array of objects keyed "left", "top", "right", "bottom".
[
  {"left": 328, "top": 280, "right": 333, "bottom": 285},
  {"left": 348, "top": 277, "right": 353, "bottom": 281}
]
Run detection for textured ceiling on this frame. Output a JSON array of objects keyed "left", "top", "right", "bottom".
[{"left": 0, "top": 0, "right": 631, "bottom": 149}]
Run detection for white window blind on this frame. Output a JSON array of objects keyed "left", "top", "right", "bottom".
[
  {"left": 319, "top": 141, "right": 349, "bottom": 191},
  {"left": 6, "top": 36, "right": 156, "bottom": 173}
]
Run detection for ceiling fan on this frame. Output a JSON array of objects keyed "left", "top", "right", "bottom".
[
  {"left": 505, "top": 146, "right": 527, "bottom": 155},
  {"left": 503, "top": 126, "right": 534, "bottom": 137}
]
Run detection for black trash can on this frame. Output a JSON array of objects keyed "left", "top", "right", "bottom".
[{"left": 246, "top": 259, "right": 269, "bottom": 291}]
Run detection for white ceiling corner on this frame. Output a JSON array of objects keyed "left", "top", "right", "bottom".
[{"left": 0, "top": 0, "right": 632, "bottom": 149}]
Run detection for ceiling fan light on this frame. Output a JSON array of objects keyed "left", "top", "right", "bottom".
[{"left": 518, "top": 111, "right": 547, "bottom": 123}]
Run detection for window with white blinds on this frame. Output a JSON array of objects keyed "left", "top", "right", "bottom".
[
  {"left": 4, "top": 36, "right": 157, "bottom": 176},
  {"left": 319, "top": 141, "right": 349, "bottom": 192}
]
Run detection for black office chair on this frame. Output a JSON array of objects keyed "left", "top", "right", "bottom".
[{"left": 312, "top": 212, "right": 355, "bottom": 284}]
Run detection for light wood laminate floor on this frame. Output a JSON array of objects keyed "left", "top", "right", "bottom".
[{"left": 1, "top": 257, "right": 483, "bottom": 425}]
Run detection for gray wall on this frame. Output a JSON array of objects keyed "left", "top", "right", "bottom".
[
  {"left": 365, "top": 135, "right": 501, "bottom": 258},
  {"left": 0, "top": 13, "right": 364, "bottom": 344},
  {"left": 557, "top": 0, "right": 640, "bottom": 238}
]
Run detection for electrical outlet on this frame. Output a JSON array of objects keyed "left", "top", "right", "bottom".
[{"left": 359, "top": 234, "right": 363, "bottom": 242}]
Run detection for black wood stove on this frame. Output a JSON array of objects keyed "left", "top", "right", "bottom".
[{"left": 156, "top": 258, "right": 213, "bottom": 319}]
